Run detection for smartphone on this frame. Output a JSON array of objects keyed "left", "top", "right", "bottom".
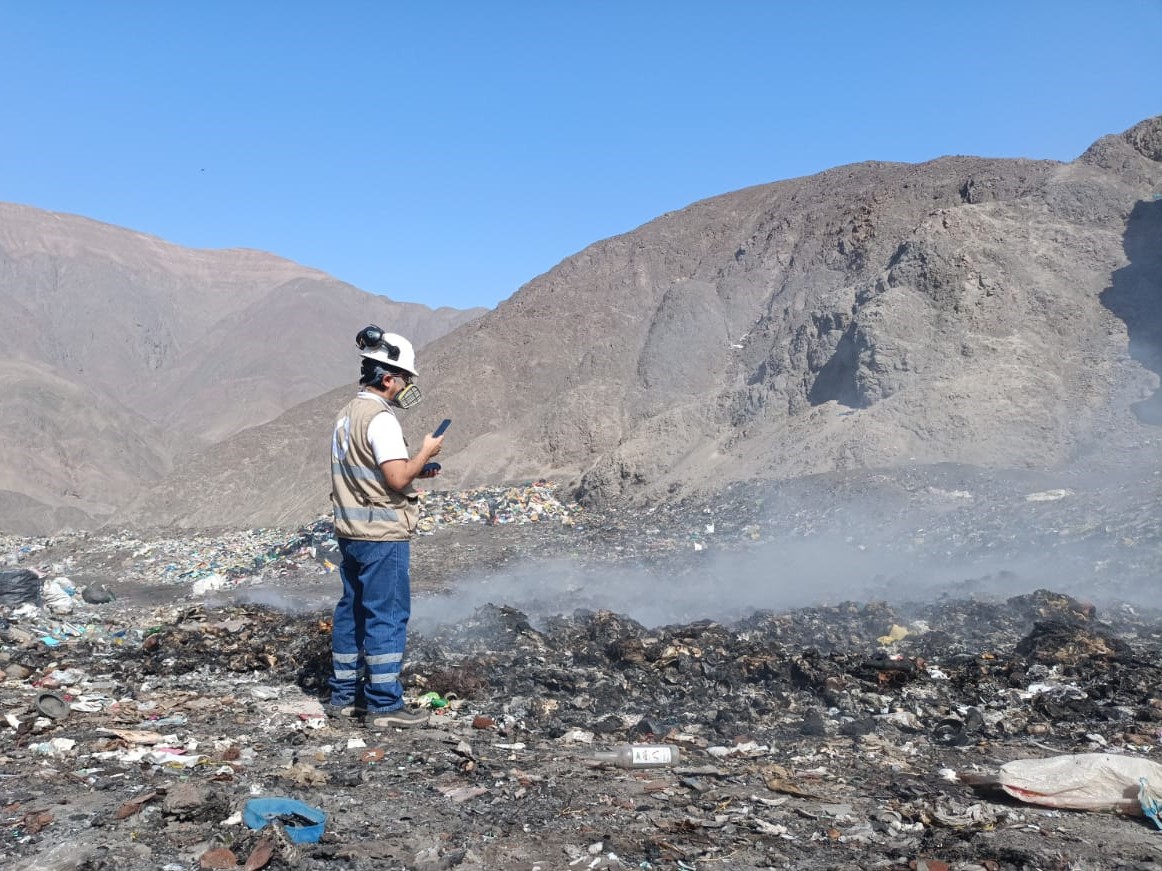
[{"left": 433, "top": 418, "right": 452, "bottom": 437}]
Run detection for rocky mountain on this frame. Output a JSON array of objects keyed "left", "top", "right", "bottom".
[
  {"left": 0, "top": 205, "right": 485, "bottom": 533},
  {"left": 119, "top": 116, "right": 1162, "bottom": 530}
]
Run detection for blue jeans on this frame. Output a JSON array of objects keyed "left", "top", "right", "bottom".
[{"left": 329, "top": 538, "right": 411, "bottom": 713}]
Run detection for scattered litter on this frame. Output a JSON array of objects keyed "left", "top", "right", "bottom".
[
  {"left": 0, "top": 471, "right": 1159, "bottom": 870},
  {"left": 416, "top": 481, "right": 583, "bottom": 534}
]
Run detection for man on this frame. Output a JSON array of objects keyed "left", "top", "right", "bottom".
[{"left": 327, "top": 324, "right": 444, "bottom": 728}]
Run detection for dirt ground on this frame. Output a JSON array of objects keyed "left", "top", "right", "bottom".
[{"left": 2, "top": 460, "right": 1162, "bottom": 871}]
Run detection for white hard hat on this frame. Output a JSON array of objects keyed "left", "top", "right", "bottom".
[{"left": 356, "top": 326, "right": 418, "bottom": 377}]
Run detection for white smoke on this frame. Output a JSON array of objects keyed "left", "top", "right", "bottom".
[{"left": 412, "top": 460, "right": 1162, "bottom": 631}]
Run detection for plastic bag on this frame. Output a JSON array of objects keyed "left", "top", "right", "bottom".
[
  {"left": 243, "top": 797, "right": 326, "bottom": 843},
  {"left": 987, "top": 754, "right": 1162, "bottom": 816},
  {"left": 1139, "top": 777, "right": 1162, "bottom": 830},
  {"left": 41, "top": 577, "right": 76, "bottom": 615},
  {"left": 191, "top": 572, "right": 228, "bottom": 596},
  {"left": 0, "top": 569, "right": 41, "bottom": 607}
]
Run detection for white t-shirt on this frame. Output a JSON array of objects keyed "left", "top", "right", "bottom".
[{"left": 361, "top": 394, "right": 408, "bottom": 465}]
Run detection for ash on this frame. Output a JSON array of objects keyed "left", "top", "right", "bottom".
[{"left": 2, "top": 458, "right": 1162, "bottom": 871}]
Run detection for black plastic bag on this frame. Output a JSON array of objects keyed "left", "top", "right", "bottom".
[{"left": 0, "top": 569, "right": 40, "bottom": 607}]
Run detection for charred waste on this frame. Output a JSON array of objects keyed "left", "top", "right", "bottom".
[{"left": 2, "top": 460, "right": 1161, "bottom": 871}]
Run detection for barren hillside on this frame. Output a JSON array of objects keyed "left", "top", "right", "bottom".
[
  {"left": 0, "top": 205, "right": 485, "bottom": 533},
  {"left": 123, "top": 116, "right": 1162, "bottom": 530}
]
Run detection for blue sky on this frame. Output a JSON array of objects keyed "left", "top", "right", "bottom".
[{"left": 2, "top": 3, "right": 1159, "bottom": 310}]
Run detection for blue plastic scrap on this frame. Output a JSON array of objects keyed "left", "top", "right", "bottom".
[
  {"left": 1139, "top": 777, "right": 1162, "bottom": 831},
  {"left": 242, "top": 797, "right": 326, "bottom": 844}
]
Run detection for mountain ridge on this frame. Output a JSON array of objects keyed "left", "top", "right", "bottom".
[
  {"left": 0, "top": 204, "right": 484, "bottom": 533},
  {"left": 115, "top": 116, "right": 1162, "bottom": 531}
]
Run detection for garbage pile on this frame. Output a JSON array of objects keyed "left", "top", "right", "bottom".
[
  {"left": 415, "top": 480, "right": 584, "bottom": 533},
  {"left": 0, "top": 482, "right": 588, "bottom": 600},
  {"left": 3, "top": 575, "right": 1162, "bottom": 869},
  {"left": 1, "top": 462, "right": 1160, "bottom": 871}
]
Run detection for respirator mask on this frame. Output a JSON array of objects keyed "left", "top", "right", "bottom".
[
  {"left": 356, "top": 325, "right": 423, "bottom": 408},
  {"left": 391, "top": 378, "right": 423, "bottom": 409}
]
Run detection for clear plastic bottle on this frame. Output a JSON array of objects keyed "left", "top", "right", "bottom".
[{"left": 592, "top": 743, "right": 681, "bottom": 768}]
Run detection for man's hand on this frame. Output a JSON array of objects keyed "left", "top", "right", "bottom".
[
  {"left": 421, "top": 432, "right": 444, "bottom": 459},
  {"left": 381, "top": 433, "right": 444, "bottom": 491}
]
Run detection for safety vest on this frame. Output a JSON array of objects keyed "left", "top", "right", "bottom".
[{"left": 330, "top": 393, "right": 419, "bottom": 541}]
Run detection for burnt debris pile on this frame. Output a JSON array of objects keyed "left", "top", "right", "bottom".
[
  {"left": 4, "top": 584, "right": 1162, "bottom": 870},
  {"left": 408, "top": 591, "right": 1162, "bottom": 752}
]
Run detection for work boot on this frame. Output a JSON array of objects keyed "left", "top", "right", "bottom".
[
  {"left": 323, "top": 701, "right": 366, "bottom": 720},
  {"left": 367, "top": 707, "right": 430, "bottom": 729}
]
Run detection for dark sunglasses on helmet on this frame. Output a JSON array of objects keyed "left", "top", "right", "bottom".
[{"left": 356, "top": 324, "right": 400, "bottom": 361}]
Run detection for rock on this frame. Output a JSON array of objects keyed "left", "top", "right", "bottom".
[
  {"left": 162, "top": 783, "right": 214, "bottom": 820},
  {"left": 198, "top": 847, "right": 238, "bottom": 870}
]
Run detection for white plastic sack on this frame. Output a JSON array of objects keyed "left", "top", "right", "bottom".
[
  {"left": 996, "top": 753, "right": 1162, "bottom": 816},
  {"left": 191, "top": 572, "right": 228, "bottom": 596},
  {"left": 41, "top": 577, "right": 77, "bottom": 615}
]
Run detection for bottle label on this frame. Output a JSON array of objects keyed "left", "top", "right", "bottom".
[{"left": 631, "top": 745, "right": 673, "bottom": 766}]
